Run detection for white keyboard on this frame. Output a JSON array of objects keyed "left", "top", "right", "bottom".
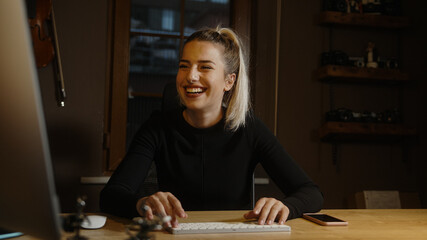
[{"left": 169, "top": 222, "right": 291, "bottom": 234}]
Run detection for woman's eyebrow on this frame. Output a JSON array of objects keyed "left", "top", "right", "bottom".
[
  {"left": 199, "top": 60, "right": 216, "bottom": 65},
  {"left": 179, "top": 59, "right": 216, "bottom": 65},
  {"left": 179, "top": 59, "right": 189, "bottom": 64}
]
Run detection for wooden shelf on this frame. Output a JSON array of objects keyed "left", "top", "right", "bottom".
[
  {"left": 318, "top": 11, "right": 410, "bottom": 29},
  {"left": 319, "top": 121, "right": 417, "bottom": 142},
  {"left": 317, "top": 11, "right": 415, "bottom": 145},
  {"left": 315, "top": 65, "right": 409, "bottom": 83}
]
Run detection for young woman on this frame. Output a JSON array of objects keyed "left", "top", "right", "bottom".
[{"left": 100, "top": 27, "right": 323, "bottom": 227}]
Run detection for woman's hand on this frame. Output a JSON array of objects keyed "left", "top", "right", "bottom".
[
  {"left": 136, "top": 191, "right": 187, "bottom": 227},
  {"left": 243, "top": 197, "right": 289, "bottom": 225}
]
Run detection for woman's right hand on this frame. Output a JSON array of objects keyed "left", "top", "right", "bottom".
[{"left": 136, "top": 191, "right": 187, "bottom": 227}]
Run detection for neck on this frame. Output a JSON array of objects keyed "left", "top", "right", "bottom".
[{"left": 183, "top": 107, "right": 223, "bottom": 129}]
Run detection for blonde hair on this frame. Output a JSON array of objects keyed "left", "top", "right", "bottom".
[{"left": 183, "top": 27, "right": 251, "bottom": 131}]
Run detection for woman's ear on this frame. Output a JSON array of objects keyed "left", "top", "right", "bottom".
[{"left": 224, "top": 73, "right": 236, "bottom": 91}]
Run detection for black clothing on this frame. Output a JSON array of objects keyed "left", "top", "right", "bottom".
[{"left": 100, "top": 108, "right": 323, "bottom": 219}]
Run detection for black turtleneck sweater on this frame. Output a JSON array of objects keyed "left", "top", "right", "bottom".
[{"left": 100, "top": 108, "right": 323, "bottom": 219}]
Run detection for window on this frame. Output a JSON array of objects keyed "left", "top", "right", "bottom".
[{"left": 104, "top": 0, "right": 251, "bottom": 172}]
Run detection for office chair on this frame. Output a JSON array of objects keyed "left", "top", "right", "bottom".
[
  {"left": 161, "top": 81, "right": 181, "bottom": 113},
  {"left": 137, "top": 81, "right": 179, "bottom": 198},
  {"left": 354, "top": 190, "right": 421, "bottom": 209}
]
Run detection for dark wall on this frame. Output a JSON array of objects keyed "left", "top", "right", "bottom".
[
  {"left": 38, "top": 0, "right": 426, "bottom": 212},
  {"left": 39, "top": 0, "right": 108, "bottom": 212},
  {"left": 401, "top": 0, "right": 427, "bottom": 207}
]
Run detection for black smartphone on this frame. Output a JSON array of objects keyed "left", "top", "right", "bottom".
[{"left": 303, "top": 213, "right": 348, "bottom": 226}]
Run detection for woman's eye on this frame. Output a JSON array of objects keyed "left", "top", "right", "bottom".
[
  {"left": 201, "top": 65, "right": 213, "bottom": 70},
  {"left": 178, "top": 64, "right": 188, "bottom": 69}
]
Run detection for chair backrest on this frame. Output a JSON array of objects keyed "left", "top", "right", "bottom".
[
  {"left": 355, "top": 190, "right": 401, "bottom": 209},
  {"left": 161, "top": 81, "right": 180, "bottom": 113},
  {"left": 354, "top": 190, "right": 422, "bottom": 209},
  {"left": 138, "top": 82, "right": 178, "bottom": 198}
]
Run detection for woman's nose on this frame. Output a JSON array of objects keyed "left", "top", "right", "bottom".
[{"left": 187, "top": 67, "right": 200, "bottom": 83}]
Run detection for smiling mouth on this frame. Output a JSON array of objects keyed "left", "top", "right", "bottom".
[{"left": 185, "top": 87, "right": 206, "bottom": 94}]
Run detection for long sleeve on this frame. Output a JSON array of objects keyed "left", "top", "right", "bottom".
[
  {"left": 100, "top": 112, "right": 162, "bottom": 218},
  {"left": 100, "top": 109, "right": 323, "bottom": 219},
  {"left": 249, "top": 116, "right": 323, "bottom": 219}
]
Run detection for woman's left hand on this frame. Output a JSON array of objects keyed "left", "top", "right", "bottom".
[{"left": 243, "top": 197, "right": 289, "bottom": 225}]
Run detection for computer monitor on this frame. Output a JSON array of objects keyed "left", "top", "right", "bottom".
[{"left": 0, "top": 0, "right": 62, "bottom": 239}]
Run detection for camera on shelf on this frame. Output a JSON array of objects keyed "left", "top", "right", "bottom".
[
  {"left": 377, "top": 57, "right": 399, "bottom": 69},
  {"left": 381, "top": 0, "right": 402, "bottom": 16},
  {"left": 321, "top": 50, "right": 349, "bottom": 66},
  {"left": 362, "top": 0, "right": 383, "bottom": 14},
  {"left": 323, "top": 0, "right": 348, "bottom": 12},
  {"left": 360, "top": 111, "right": 378, "bottom": 122},
  {"left": 321, "top": 50, "right": 365, "bottom": 68},
  {"left": 379, "top": 109, "right": 402, "bottom": 123},
  {"left": 362, "top": 0, "right": 402, "bottom": 15},
  {"left": 326, "top": 108, "right": 402, "bottom": 123},
  {"left": 349, "top": 57, "right": 365, "bottom": 68},
  {"left": 326, "top": 108, "right": 355, "bottom": 122},
  {"left": 321, "top": 48, "right": 400, "bottom": 70},
  {"left": 323, "top": 0, "right": 402, "bottom": 15}
]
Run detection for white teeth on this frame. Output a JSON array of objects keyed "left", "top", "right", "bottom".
[{"left": 186, "top": 88, "right": 203, "bottom": 93}]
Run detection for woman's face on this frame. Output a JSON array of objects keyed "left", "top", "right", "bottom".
[{"left": 176, "top": 40, "right": 235, "bottom": 114}]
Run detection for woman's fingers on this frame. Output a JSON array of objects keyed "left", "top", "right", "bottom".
[
  {"left": 277, "top": 207, "right": 290, "bottom": 225},
  {"left": 257, "top": 198, "right": 275, "bottom": 225},
  {"left": 148, "top": 193, "right": 169, "bottom": 216},
  {"left": 265, "top": 202, "right": 286, "bottom": 225},
  {"left": 167, "top": 194, "right": 188, "bottom": 218},
  {"left": 136, "top": 192, "right": 187, "bottom": 227},
  {"left": 243, "top": 197, "right": 290, "bottom": 225},
  {"left": 243, "top": 197, "right": 266, "bottom": 220}
]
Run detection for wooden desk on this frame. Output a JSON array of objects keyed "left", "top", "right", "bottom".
[{"left": 18, "top": 209, "right": 427, "bottom": 239}]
